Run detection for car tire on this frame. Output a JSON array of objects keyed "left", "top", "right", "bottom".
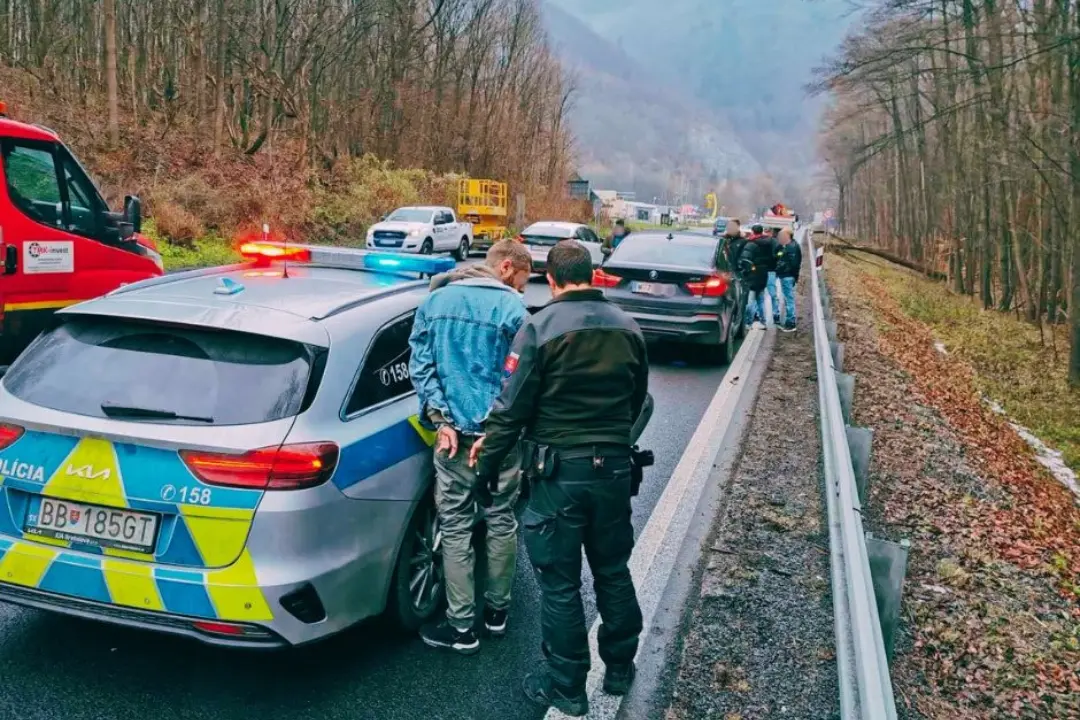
[
  {"left": 712, "top": 319, "right": 737, "bottom": 366},
  {"left": 420, "top": 239, "right": 434, "bottom": 255},
  {"left": 454, "top": 237, "right": 469, "bottom": 261},
  {"left": 388, "top": 496, "right": 444, "bottom": 631}
]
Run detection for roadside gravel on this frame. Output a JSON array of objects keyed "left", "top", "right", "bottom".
[{"left": 663, "top": 271, "right": 839, "bottom": 720}]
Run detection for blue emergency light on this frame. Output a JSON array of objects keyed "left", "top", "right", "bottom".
[{"left": 239, "top": 242, "right": 455, "bottom": 276}]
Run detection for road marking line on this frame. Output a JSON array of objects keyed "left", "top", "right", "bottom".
[{"left": 545, "top": 325, "right": 769, "bottom": 720}]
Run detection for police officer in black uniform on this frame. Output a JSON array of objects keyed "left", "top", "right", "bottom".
[{"left": 470, "top": 239, "right": 648, "bottom": 717}]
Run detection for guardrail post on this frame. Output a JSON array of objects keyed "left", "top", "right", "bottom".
[
  {"left": 826, "top": 320, "right": 838, "bottom": 341},
  {"left": 845, "top": 425, "right": 873, "bottom": 503},
  {"left": 865, "top": 534, "right": 911, "bottom": 662},
  {"left": 830, "top": 341, "right": 845, "bottom": 372},
  {"left": 836, "top": 372, "right": 855, "bottom": 423}
]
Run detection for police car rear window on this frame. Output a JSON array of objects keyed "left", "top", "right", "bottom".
[{"left": 3, "top": 317, "right": 319, "bottom": 426}]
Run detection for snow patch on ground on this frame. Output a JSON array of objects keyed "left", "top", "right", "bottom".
[
  {"left": 934, "top": 341, "right": 948, "bottom": 355},
  {"left": 986, "top": 399, "right": 1080, "bottom": 502}
]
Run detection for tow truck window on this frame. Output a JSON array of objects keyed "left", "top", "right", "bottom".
[
  {"left": 2, "top": 141, "right": 62, "bottom": 226},
  {"left": 60, "top": 153, "right": 102, "bottom": 237},
  {"left": 344, "top": 314, "right": 415, "bottom": 416},
  {"left": 3, "top": 317, "right": 317, "bottom": 426}
]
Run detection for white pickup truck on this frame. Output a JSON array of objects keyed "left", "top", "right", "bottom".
[{"left": 365, "top": 205, "right": 473, "bottom": 260}]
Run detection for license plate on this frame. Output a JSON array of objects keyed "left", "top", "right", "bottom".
[
  {"left": 375, "top": 239, "right": 401, "bottom": 247},
  {"left": 26, "top": 498, "right": 159, "bottom": 554},
  {"left": 631, "top": 281, "right": 671, "bottom": 297}
]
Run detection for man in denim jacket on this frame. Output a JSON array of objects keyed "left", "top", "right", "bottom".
[{"left": 408, "top": 239, "right": 532, "bottom": 654}]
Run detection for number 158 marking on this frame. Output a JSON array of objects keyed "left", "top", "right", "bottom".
[{"left": 179, "top": 487, "right": 212, "bottom": 505}]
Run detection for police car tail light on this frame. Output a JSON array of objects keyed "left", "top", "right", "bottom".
[
  {"left": 592, "top": 268, "right": 621, "bottom": 288},
  {"left": 181, "top": 442, "right": 339, "bottom": 490},
  {"left": 685, "top": 273, "right": 729, "bottom": 297},
  {"left": 0, "top": 423, "right": 24, "bottom": 450}
]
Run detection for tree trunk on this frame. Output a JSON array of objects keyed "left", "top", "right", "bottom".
[{"left": 104, "top": 0, "right": 120, "bottom": 147}]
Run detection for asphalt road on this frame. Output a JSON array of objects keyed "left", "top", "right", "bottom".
[{"left": 0, "top": 275, "right": 732, "bottom": 720}]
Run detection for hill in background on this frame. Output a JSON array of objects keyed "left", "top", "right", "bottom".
[{"left": 544, "top": 0, "right": 854, "bottom": 212}]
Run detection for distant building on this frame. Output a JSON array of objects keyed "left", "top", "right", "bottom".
[{"left": 568, "top": 173, "right": 590, "bottom": 200}]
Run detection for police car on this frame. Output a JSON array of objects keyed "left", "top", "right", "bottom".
[{"left": 0, "top": 243, "right": 458, "bottom": 647}]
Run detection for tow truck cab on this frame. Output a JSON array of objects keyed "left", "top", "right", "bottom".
[{"left": 0, "top": 104, "right": 163, "bottom": 362}]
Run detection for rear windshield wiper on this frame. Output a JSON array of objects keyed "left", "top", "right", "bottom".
[{"left": 100, "top": 402, "right": 214, "bottom": 423}]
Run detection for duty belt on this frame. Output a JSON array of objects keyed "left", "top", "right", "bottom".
[{"left": 554, "top": 444, "right": 630, "bottom": 461}]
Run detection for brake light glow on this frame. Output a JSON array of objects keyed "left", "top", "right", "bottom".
[
  {"left": 180, "top": 442, "right": 339, "bottom": 490},
  {"left": 239, "top": 242, "right": 311, "bottom": 262},
  {"left": 514, "top": 235, "right": 525, "bottom": 243},
  {"left": 685, "top": 274, "right": 729, "bottom": 297},
  {"left": 592, "top": 268, "right": 621, "bottom": 288},
  {"left": 0, "top": 423, "right": 24, "bottom": 450}
]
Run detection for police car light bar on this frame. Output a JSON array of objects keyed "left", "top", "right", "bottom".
[{"left": 239, "top": 241, "right": 455, "bottom": 276}]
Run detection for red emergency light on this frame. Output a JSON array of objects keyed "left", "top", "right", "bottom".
[{"left": 239, "top": 242, "right": 311, "bottom": 262}]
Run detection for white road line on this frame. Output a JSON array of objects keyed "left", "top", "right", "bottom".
[{"left": 545, "top": 326, "right": 769, "bottom": 720}]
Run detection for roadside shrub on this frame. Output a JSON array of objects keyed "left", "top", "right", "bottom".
[{"left": 151, "top": 200, "right": 204, "bottom": 247}]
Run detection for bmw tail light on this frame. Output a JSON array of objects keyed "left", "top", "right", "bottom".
[
  {"left": 0, "top": 423, "right": 24, "bottom": 450},
  {"left": 180, "top": 442, "right": 339, "bottom": 490},
  {"left": 592, "top": 268, "right": 621, "bottom": 287},
  {"left": 685, "top": 273, "right": 729, "bottom": 297}
]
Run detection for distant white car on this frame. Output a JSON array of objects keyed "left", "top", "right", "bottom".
[
  {"left": 366, "top": 206, "right": 473, "bottom": 260},
  {"left": 516, "top": 221, "right": 604, "bottom": 274}
]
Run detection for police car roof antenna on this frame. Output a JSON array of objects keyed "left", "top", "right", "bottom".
[{"left": 268, "top": 222, "right": 291, "bottom": 279}]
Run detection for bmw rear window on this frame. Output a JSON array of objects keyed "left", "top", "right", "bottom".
[
  {"left": 610, "top": 236, "right": 718, "bottom": 268},
  {"left": 3, "top": 317, "right": 324, "bottom": 426}
]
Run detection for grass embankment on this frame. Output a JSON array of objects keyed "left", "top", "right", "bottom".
[
  {"left": 827, "top": 251, "right": 1080, "bottom": 718},
  {"left": 843, "top": 250, "right": 1078, "bottom": 475}
]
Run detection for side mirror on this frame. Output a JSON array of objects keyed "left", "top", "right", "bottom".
[
  {"left": 4, "top": 245, "right": 16, "bottom": 275},
  {"left": 123, "top": 195, "right": 142, "bottom": 234},
  {"left": 118, "top": 221, "right": 136, "bottom": 241}
]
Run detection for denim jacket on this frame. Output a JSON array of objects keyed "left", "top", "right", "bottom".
[{"left": 408, "top": 265, "right": 527, "bottom": 435}]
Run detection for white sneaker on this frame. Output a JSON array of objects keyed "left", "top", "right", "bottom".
[{"left": 753, "top": 321, "right": 766, "bottom": 330}]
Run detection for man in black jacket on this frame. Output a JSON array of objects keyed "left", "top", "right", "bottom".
[
  {"left": 774, "top": 227, "right": 802, "bottom": 331},
  {"left": 470, "top": 240, "right": 648, "bottom": 717},
  {"left": 739, "top": 226, "right": 774, "bottom": 330}
]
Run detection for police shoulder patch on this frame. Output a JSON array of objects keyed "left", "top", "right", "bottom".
[{"left": 504, "top": 352, "right": 520, "bottom": 377}]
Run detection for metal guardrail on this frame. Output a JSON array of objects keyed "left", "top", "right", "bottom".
[{"left": 806, "top": 231, "right": 898, "bottom": 720}]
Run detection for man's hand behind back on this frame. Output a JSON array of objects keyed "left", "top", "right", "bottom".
[{"left": 436, "top": 425, "right": 459, "bottom": 458}]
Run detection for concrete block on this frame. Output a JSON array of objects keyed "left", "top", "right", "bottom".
[
  {"left": 845, "top": 425, "right": 873, "bottom": 504},
  {"left": 830, "top": 341, "right": 845, "bottom": 372},
  {"left": 836, "top": 372, "right": 854, "bottom": 423},
  {"left": 865, "top": 534, "right": 911, "bottom": 662}
]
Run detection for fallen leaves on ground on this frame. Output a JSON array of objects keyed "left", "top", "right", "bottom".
[{"left": 827, "top": 254, "right": 1080, "bottom": 719}]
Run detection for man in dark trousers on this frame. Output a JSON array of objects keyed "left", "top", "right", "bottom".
[
  {"left": 470, "top": 240, "right": 649, "bottom": 717},
  {"left": 739, "top": 225, "right": 772, "bottom": 329},
  {"left": 774, "top": 227, "right": 802, "bottom": 331}
]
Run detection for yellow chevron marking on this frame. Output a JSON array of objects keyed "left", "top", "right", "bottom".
[
  {"left": 42, "top": 438, "right": 126, "bottom": 508},
  {"left": 179, "top": 506, "right": 255, "bottom": 568},
  {"left": 408, "top": 415, "right": 437, "bottom": 447},
  {"left": 102, "top": 558, "right": 164, "bottom": 611},
  {"left": 0, "top": 543, "right": 58, "bottom": 587},
  {"left": 205, "top": 550, "right": 273, "bottom": 621}
]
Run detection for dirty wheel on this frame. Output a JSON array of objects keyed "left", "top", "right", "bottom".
[{"left": 390, "top": 498, "right": 443, "bottom": 631}]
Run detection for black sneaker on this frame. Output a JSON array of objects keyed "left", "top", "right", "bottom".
[
  {"left": 603, "top": 662, "right": 636, "bottom": 695},
  {"left": 773, "top": 314, "right": 781, "bottom": 325},
  {"left": 521, "top": 672, "right": 588, "bottom": 717},
  {"left": 419, "top": 619, "right": 480, "bottom": 656},
  {"left": 484, "top": 607, "right": 508, "bottom": 637},
  {"left": 780, "top": 321, "right": 797, "bottom": 333}
]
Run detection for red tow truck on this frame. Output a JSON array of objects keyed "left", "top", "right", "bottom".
[{"left": 0, "top": 101, "right": 163, "bottom": 362}]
